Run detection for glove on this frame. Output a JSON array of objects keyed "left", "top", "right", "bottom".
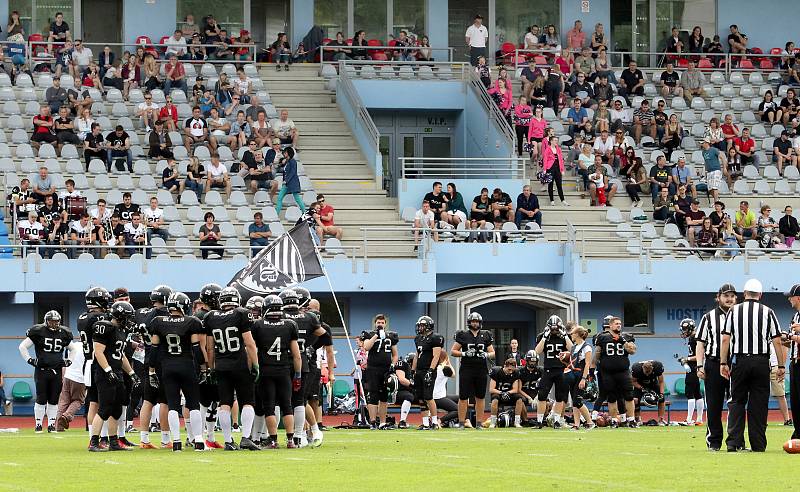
[
  {"left": 464, "top": 349, "right": 476, "bottom": 358},
  {"left": 476, "top": 351, "right": 487, "bottom": 359},
  {"left": 292, "top": 372, "right": 302, "bottom": 392},
  {"left": 423, "top": 368, "right": 434, "bottom": 386},
  {"left": 63, "top": 358, "right": 72, "bottom": 367},
  {"left": 130, "top": 374, "right": 141, "bottom": 389},
  {"left": 208, "top": 369, "right": 218, "bottom": 385},
  {"left": 106, "top": 370, "right": 120, "bottom": 384},
  {"left": 250, "top": 364, "right": 260, "bottom": 383},
  {"left": 197, "top": 369, "right": 210, "bottom": 385},
  {"left": 501, "top": 391, "right": 510, "bottom": 402},
  {"left": 378, "top": 329, "right": 386, "bottom": 340},
  {"left": 360, "top": 330, "right": 370, "bottom": 340},
  {"left": 543, "top": 327, "right": 551, "bottom": 338},
  {"left": 27, "top": 357, "right": 38, "bottom": 367},
  {"left": 148, "top": 373, "right": 160, "bottom": 389}
]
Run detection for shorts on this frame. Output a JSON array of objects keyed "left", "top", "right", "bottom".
[
  {"left": 162, "top": 363, "right": 200, "bottom": 412},
  {"left": 447, "top": 210, "right": 467, "bottom": 223},
  {"left": 458, "top": 365, "right": 488, "bottom": 400},
  {"left": 210, "top": 180, "right": 226, "bottom": 189},
  {"left": 95, "top": 369, "right": 127, "bottom": 420},
  {"left": 684, "top": 369, "right": 702, "bottom": 400},
  {"left": 470, "top": 211, "right": 490, "bottom": 223},
  {"left": 413, "top": 370, "right": 434, "bottom": 403},
  {"left": 490, "top": 392, "right": 520, "bottom": 407},
  {"left": 252, "top": 179, "right": 273, "bottom": 190},
  {"left": 537, "top": 367, "right": 568, "bottom": 402},
  {"left": 706, "top": 170, "right": 722, "bottom": 190},
  {"left": 31, "top": 132, "right": 58, "bottom": 144},
  {"left": 198, "top": 380, "right": 219, "bottom": 407},
  {"left": 770, "top": 367, "right": 786, "bottom": 397},
  {"left": 142, "top": 369, "right": 167, "bottom": 404},
  {"left": 363, "top": 367, "right": 389, "bottom": 404},
  {"left": 600, "top": 369, "right": 634, "bottom": 402},
  {"left": 86, "top": 383, "right": 98, "bottom": 403},
  {"left": 290, "top": 372, "right": 309, "bottom": 408},
  {"left": 260, "top": 366, "right": 292, "bottom": 416},
  {"left": 216, "top": 368, "right": 255, "bottom": 407},
  {"left": 305, "top": 366, "right": 322, "bottom": 401}
]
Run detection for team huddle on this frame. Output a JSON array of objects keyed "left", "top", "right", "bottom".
[{"left": 19, "top": 284, "right": 334, "bottom": 451}]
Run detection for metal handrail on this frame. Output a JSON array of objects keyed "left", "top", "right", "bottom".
[
  {"left": 320, "top": 45, "right": 454, "bottom": 64},
  {"left": 466, "top": 67, "right": 516, "bottom": 152},
  {"left": 399, "top": 157, "right": 527, "bottom": 179},
  {"left": 26, "top": 41, "right": 257, "bottom": 66}
]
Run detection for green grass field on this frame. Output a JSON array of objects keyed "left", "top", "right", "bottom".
[{"left": 0, "top": 425, "right": 797, "bottom": 491}]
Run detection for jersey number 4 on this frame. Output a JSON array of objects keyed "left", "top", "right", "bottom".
[
  {"left": 212, "top": 327, "right": 241, "bottom": 354},
  {"left": 605, "top": 343, "right": 625, "bottom": 356},
  {"left": 267, "top": 338, "right": 282, "bottom": 361}
]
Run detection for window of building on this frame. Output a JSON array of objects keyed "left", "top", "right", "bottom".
[
  {"left": 314, "top": 0, "right": 348, "bottom": 39},
  {"left": 494, "top": 0, "right": 558, "bottom": 49},
  {"left": 354, "top": 0, "right": 388, "bottom": 43},
  {"left": 392, "top": 0, "right": 425, "bottom": 40},
  {"left": 622, "top": 298, "right": 652, "bottom": 334},
  {"left": 314, "top": 295, "right": 349, "bottom": 336},
  {"left": 177, "top": 0, "right": 244, "bottom": 36},
  {"left": 10, "top": 0, "right": 74, "bottom": 38}
]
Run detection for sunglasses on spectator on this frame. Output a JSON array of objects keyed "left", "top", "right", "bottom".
[
  {"left": 233, "top": 97, "right": 240, "bottom": 100},
  {"left": 318, "top": 199, "right": 325, "bottom": 203},
  {"left": 615, "top": 131, "right": 623, "bottom": 134},
  {"left": 145, "top": 97, "right": 152, "bottom": 100}
]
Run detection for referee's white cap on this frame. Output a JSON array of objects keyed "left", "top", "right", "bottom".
[{"left": 743, "top": 278, "right": 763, "bottom": 294}]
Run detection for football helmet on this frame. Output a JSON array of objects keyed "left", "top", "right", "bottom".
[
  {"left": 581, "top": 379, "right": 599, "bottom": 401},
  {"left": 546, "top": 315, "right": 565, "bottom": 336},
  {"left": 466, "top": 312, "right": 483, "bottom": 329},
  {"left": 218, "top": 287, "right": 241, "bottom": 310},
  {"left": 403, "top": 352, "right": 416, "bottom": 366},
  {"left": 44, "top": 310, "right": 61, "bottom": 329},
  {"left": 415, "top": 316, "right": 434, "bottom": 335},
  {"left": 199, "top": 283, "right": 222, "bottom": 310},
  {"left": 496, "top": 411, "right": 512, "bottom": 428},
  {"left": 524, "top": 350, "right": 539, "bottom": 367},
  {"left": 149, "top": 285, "right": 173, "bottom": 305},
  {"left": 110, "top": 301, "right": 135, "bottom": 323},
  {"left": 279, "top": 289, "right": 300, "bottom": 310},
  {"left": 85, "top": 286, "right": 111, "bottom": 310},
  {"left": 679, "top": 318, "right": 696, "bottom": 338},
  {"left": 385, "top": 374, "right": 400, "bottom": 403},
  {"left": 167, "top": 292, "right": 191, "bottom": 314},
  {"left": 602, "top": 314, "right": 614, "bottom": 330},
  {"left": 245, "top": 296, "right": 264, "bottom": 312},
  {"left": 263, "top": 295, "right": 283, "bottom": 318},
  {"left": 640, "top": 390, "right": 659, "bottom": 407},
  {"left": 294, "top": 287, "right": 311, "bottom": 308}
]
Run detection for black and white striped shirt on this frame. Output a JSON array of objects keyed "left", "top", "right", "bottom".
[
  {"left": 790, "top": 311, "right": 800, "bottom": 360},
  {"left": 697, "top": 306, "right": 728, "bottom": 358},
  {"left": 721, "top": 299, "right": 781, "bottom": 356}
]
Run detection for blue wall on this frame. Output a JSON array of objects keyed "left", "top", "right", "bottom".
[
  {"left": 291, "top": 0, "right": 314, "bottom": 49},
  {"left": 717, "top": 0, "right": 800, "bottom": 52},
  {"left": 122, "top": 0, "right": 177, "bottom": 47}
]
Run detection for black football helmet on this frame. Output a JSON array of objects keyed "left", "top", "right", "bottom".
[
  {"left": 403, "top": 352, "right": 416, "bottom": 366},
  {"left": 149, "top": 285, "right": 173, "bottom": 305},
  {"left": 110, "top": 301, "right": 135, "bottom": 324},
  {"left": 218, "top": 287, "right": 241, "bottom": 310},
  {"left": 524, "top": 350, "right": 539, "bottom": 367},
  {"left": 245, "top": 296, "right": 264, "bottom": 314},
  {"left": 279, "top": 289, "right": 300, "bottom": 310},
  {"left": 85, "top": 286, "right": 111, "bottom": 310},
  {"left": 385, "top": 374, "right": 400, "bottom": 403},
  {"left": 466, "top": 312, "right": 483, "bottom": 329},
  {"left": 44, "top": 310, "right": 61, "bottom": 329},
  {"left": 200, "top": 283, "right": 222, "bottom": 310},
  {"left": 602, "top": 314, "right": 614, "bottom": 330},
  {"left": 167, "top": 292, "right": 191, "bottom": 315},
  {"left": 263, "top": 294, "right": 283, "bottom": 318},
  {"left": 415, "top": 315, "right": 434, "bottom": 335},
  {"left": 294, "top": 287, "right": 311, "bottom": 308},
  {"left": 640, "top": 390, "right": 659, "bottom": 407},
  {"left": 581, "top": 379, "right": 599, "bottom": 401},
  {"left": 679, "top": 318, "right": 696, "bottom": 338}
]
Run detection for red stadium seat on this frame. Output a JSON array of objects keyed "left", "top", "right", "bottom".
[
  {"left": 322, "top": 38, "right": 332, "bottom": 45},
  {"left": 388, "top": 39, "right": 397, "bottom": 47},
  {"left": 760, "top": 59, "right": 774, "bottom": 69},
  {"left": 346, "top": 38, "right": 352, "bottom": 45},
  {"left": 739, "top": 59, "right": 754, "bottom": 70},
  {"left": 135, "top": 35, "right": 159, "bottom": 57},
  {"left": 28, "top": 33, "right": 48, "bottom": 57},
  {"left": 367, "top": 39, "right": 382, "bottom": 46},
  {"left": 677, "top": 58, "right": 689, "bottom": 68},
  {"left": 500, "top": 42, "right": 516, "bottom": 65},
  {"left": 770, "top": 47, "right": 782, "bottom": 55},
  {"left": 158, "top": 36, "right": 170, "bottom": 54},
  {"left": 697, "top": 58, "right": 713, "bottom": 69},
  {"left": 534, "top": 55, "right": 547, "bottom": 66},
  {"left": 370, "top": 52, "right": 388, "bottom": 61}
]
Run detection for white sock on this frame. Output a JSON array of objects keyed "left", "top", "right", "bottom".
[
  {"left": 626, "top": 415, "right": 635, "bottom": 422},
  {"left": 400, "top": 400, "right": 411, "bottom": 421},
  {"left": 552, "top": 412, "right": 561, "bottom": 424},
  {"left": 490, "top": 415, "right": 496, "bottom": 425},
  {"left": 189, "top": 409, "right": 202, "bottom": 443},
  {"left": 160, "top": 431, "right": 170, "bottom": 444},
  {"left": 687, "top": 399, "right": 696, "bottom": 422},
  {"left": 34, "top": 403, "right": 45, "bottom": 426},
  {"left": 537, "top": 413, "right": 544, "bottom": 423},
  {"left": 431, "top": 415, "right": 439, "bottom": 425},
  {"left": 293, "top": 406, "right": 305, "bottom": 436},
  {"left": 151, "top": 405, "right": 159, "bottom": 424},
  {"left": 45, "top": 404, "right": 57, "bottom": 427},
  {"left": 168, "top": 410, "right": 181, "bottom": 442},
  {"left": 514, "top": 415, "right": 521, "bottom": 424},
  {"left": 140, "top": 430, "right": 150, "bottom": 443},
  {"left": 205, "top": 420, "right": 216, "bottom": 442},
  {"left": 619, "top": 413, "right": 626, "bottom": 421},
  {"left": 184, "top": 416, "right": 191, "bottom": 435},
  {"left": 310, "top": 423, "right": 319, "bottom": 435},
  {"left": 200, "top": 405, "right": 208, "bottom": 435},
  {"left": 101, "top": 422, "right": 108, "bottom": 438},
  {"left": 591, "top": 410, "right": 598, "bottom": 420},
  {"left": 241, "top": 406, "right": 255, "bottom": 439},
  {"left": 219, "top": 409, "right": 232, "bottom": 443},
  {"left": 423, "top": 415, "right": 430, "bottom": 426},
  {"left": 118, "top": 406, "right": 127, "bottom": 438},
  {"left": 695, "top": 399, "right": 705, "bottom": 422},
  {"left": 252, "top": 415, "right": 265, "bottom": 440}
]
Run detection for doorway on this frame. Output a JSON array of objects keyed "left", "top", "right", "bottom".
[
  {"left": 251, "top": 0, "right": 290, "bottom": 48},
  {"left": 448, "top": 0, "right": 489, "bottom": 63},
  {"left": 81, "top": 0, "right": 122, "bottom": 45}
]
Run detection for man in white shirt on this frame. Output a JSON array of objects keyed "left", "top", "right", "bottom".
[
  {"left": 593, "top": 129, "right": 615, "bottom": 163},
  {"left": 270, "top": 109, "right": 298, "bottom": 146},
  {"left": 165, "top": 29, "right": 188, "bottom": 59},
  {"left": 123, "top": 212, "right": 149, "bottom": 258},
  {"left": 137, "top": 93, "right": 160, "bottom": 132},
  {"left": 18, "top": 211, "right": 45, "bottom": 254},
  {"left": 609, "top": 99, "right": 632, "bottom": 134},
  {"left": 234, "top": 68, "right": 252, "bottom": 104},
  {"left": 55, "top": 337, "right": 85, "bottom": 431},
  {"left": 414, "top": 200, "right": 438, "bottom": 249},
  {"left": 465, "top": 14, "right": 489, "bottom": 67},
  {"left": 207, "top": 107, "right": 232, "bottom": 149},
  {"left": 70, "top": 39, "right": 93, "bottom": 73},
  {"left": 183, "top": 106, "right": 212, "bottom": 152},
  {"left": 142, "top": 197, "right": 169, "bottom": 243},
  {"left": 67, "top": 212, "right": 96, "bottom": 258},
  {"left": 204, "top": 154, "right": 231, "bottom": 196}
]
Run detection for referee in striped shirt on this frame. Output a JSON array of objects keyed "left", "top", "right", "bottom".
[
  {"left": 696, "top": 282, "right": 737, "bottom": 451},
  {"left": 784, "top": 284, "right": 800, "bottom": 439},
  {"left": 720, "top": 278, "right": 785, "bottom": 452}
]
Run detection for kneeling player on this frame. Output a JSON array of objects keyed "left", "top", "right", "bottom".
[
  {"left": 488, "top": 359, "right": 523, "bottom": 428},
  {"left": 451, "top": 312, "right": 494, "bottom": 429},
  {"left": 518, "top": 350, "right": 542, "bottom": 423},
  {"left": 534, "top": 316, "right": 572, "bottom": 428},
  {"left": 391, "top": 353, "right": 416, "bottom": 428},
  {"left": 252, "top": 295, "right": 303, "bottom": 449},
  {"left": 631, "top": 360, "right": 666, "bottom": 424}
]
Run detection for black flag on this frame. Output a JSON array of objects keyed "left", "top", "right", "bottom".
[{"left": 228, "top": 224, "right": 324, "bottom": 300}]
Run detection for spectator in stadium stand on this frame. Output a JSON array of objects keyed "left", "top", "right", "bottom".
[
  {"left": 71, "top": 40, "right": 93, "bottom": 75},
  {"left": 31, "top": 105, "right": 58, "bottom": 149},
  {"left": 234, "top": 68, "right": 253, "bottom": 104},
  {"left": 617, "top": 146, "right": 637, "bottom": 176},
  {"left": 205, "top": 154, "right": 232, "bottom": 197},
  {"left": 671, "top": 157, "right": 697, "bottom": 198},
  {"left": 143, "top": 196, "right": 168, "bottom": 244},
  {"left": 101, "top": 67, "right": 125, "bottom": 93},
  {"left": 756, "top": 205, "right": 779, "bottom": 243},
  {"left": 325, "top": 32, "right": 351, "bottom": 62},
  {"left": 392, "top": 30, "right": 413, "bottom": 62},
  {"left": 780, "top": 88, "right": 800, "bottom": 128},
  {"left": 594, "top": 49, "right": 615, "bottom": 83},
  {"left": 722, "top": 146, "right": 743, "bottom": 189},
  {"left": 274, "top": 147, "right": 304, "bottom": 215},
  {"left": 244, "top": 148, "right": 278, "bottom": 197},
  {"left": 123, "top": 212, "right": 148, "bottom": 258},
  {"left": 773, "top": 130, "right": 797, "bottom": 175},
  {"left": 574, "top": 47, "right": 594, "bottom": 80},
  {"left": 670, "top": 184, "right": 692, "bottom": 235},
  {"left": 649, "top": 155, "right": 674, "bottom": 203},
  {"left": 702, "top": 118, "right": 725, "bottom": 152},
  {"left": 292, "top": 42, "right": 309, "bottom": 63},
  {"left": 165, "top": 29, "right": 188, "bottom": 60},
  {"left": 759, "top": 90, "right": 782, "bottom": 124},
  {"left": 466, "top": 15, "right": 488, "bottom": 66},
  {"left": 566, "top": 97, "right": 588, "bottom": 137},
  {"left": 490, "top": 187, "right": 514, "bottom": 225},
  {"left": 617, "top": 61, "right": 644, "bottom": 105},
  {"left": 31, "top": 166, "right": 55, "bottom": 204},
  {"left": 45, "top": 77, "right": 67, "bottom": 114},
  {"left": 199, "top": 212, "right": 224, "bottom": 259},
  {"left": 98, "top": 45, "right": 114, "bottom": 79},
  {"left": 413, "top": 200, "right": 437, "bottom": 249},
  {"left": 142, "top": 54, "right": 161, "bottom": 92},
  {"left": 183, "top": 157, "right": 205, "bottom": 200},
  {"left": 54, "top": 105, "right": 80, "bottom": 149},
  {"left": 162, "top": 159, "right": 180, "bottom": 195},
  {"left": 779, "top": 206, "right": 800, "bottom": 247},
  {"left": 727, "top": 24, "right": 748, "bottom": 58},
  {"left": 544, "top": 64, "right": 565, "bottom": 111},
  {"left": 625, "top": 157, "right": 649, "bottom": 207},
  {"left": 567, "top": 135, "right": 585, "bottom": 166},
  {"left": 555, "top": 48, "right": 573, "bottom": 77},
  {"left": 569, "top": 72, "right": 596, "bottom": 109},
  {"left": 47, "top": 12, "right": 71, "bottom": 49},
  {"left": 576, "top": 143, "right": 593, "bottom": 191},
  {"left": 45, "top": 214, "right": 69, "bottom": 258},
  {"left": 590, "top": 23, "right": 607, "bottom": 52},
  {"left": 659, "top": 62, "right": 683, "bottom": 98},
  {"left": 137, "top": 91, "right": 160, "bottom": 132},
  {"left": 211, "top": 29, "right": 235, "bottom": 61},
  {"left": 271, "top": 110, "right": 298, "bottom": 147},
  {"left": 188, "top": 32, "right": 207, "bottom": 61},
  {"left": 524, "top": 25, "right": 542, "bottom": 50},
  {"left": 786, "top": 53, "right": 800, "bottom": 86},
  {"left": 665, "top": 27, "right": 684, "bottom": 54},
  {"left": 148, "top": 120, "right": 175, "bottom": 159},
  {"left": 183, "top": 106, "right": 211, "bottom": 152},
  {"left": 632, "top": 99, "right": 657, "bottom": 146},
  {"left": 513, "top": 96, "right": 532, "bottom": 156},
  {"left": 164, "top": 54, "right": 188, "bottom": 95},
  {"left": 733, "top": 127, "right": 757, "bottom": 167},
  {"left": 685, "top": 199, "right": 707, "bottom": 246},
  {"left": 543, "top": 135, "right": 568, "bottom": 206},
  {"left": 105, "top": 125, "right": 133, "bottom": 173},
  {"left": 528, "top": 105, "right": 546, "bottom": 164},
  {"left": 652, "top": 187, "right": 671, "bottom": 221},
  {"left": 181, "top": 14, "right": 198, "bottom": 36},
  {"left": 608, "top": 99, "right": 630, "bottom": 134},
  {"left": 67, "top": 79, "right": 93, "bottom": 118},
  {"left": 351, "top": 30, "right": 369, "bottom": 60},
  {"left": 159, "top": 95, "right": 179, "bottom": 132},
  {"left": 734, "top": 200, "right": 757, "bottom": 239},
  {"left": 680, "top": 60, "right": 706, "bottom": 103},
  {"left": 592, "top": 128, "right": 614, "bottom": 163},
  {"left": 227, "top": 111, "right": 251, "bottom": 151},
  {"left": 701, "top": 138, "right": 725, "bottom": 202},
  {"left": 519, "top": 59, "right": 541, "bottom": 101},
  {"left": 565, "top": 20, "right": 585, "bottom": 51},
  {"left": 688, "top": 26, "right": 704, "bottom": 55},
  {"left": 83, "top": 122, "right": 106, "bottom": 170},
  {"left": 440, "top": 183, "right": 467, "bottom": 227},
  {"left": 248, "top": 211, "right": 271, "bottom": 253},
  {"left": 316, "top": 194, "right": 343, "bottom": 240},
  {"left": 207, "top": 107, "right": 231, "bottom": 149},
  {"left": 54, "top": 40, "right": 73, "bottom": 79},
  {"left": 424, "top": 181, "right": 447, "bottom": 224},
  {"left": 720, "top": 113, "right": 740, "bottom": 151},
  {"left": 251, "top": 110, "right": 272, "bottom": 147},
  {"left": 7, "top": 10, "right": 24, "bottom": 39},
  {"left": 514, "top": 185, "right": 541, "bottom": 228}
]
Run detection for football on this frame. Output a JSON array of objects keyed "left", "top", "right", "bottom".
[
  {"left": 783, "top": 439, "right": 800, "bottom": 453},
  {"left": 595, "top": 416, "right": 608, "bottom": 427},
  {"left": 558, "top": 351, "right": 571, "bottom": 364}
]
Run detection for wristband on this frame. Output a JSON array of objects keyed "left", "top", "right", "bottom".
[
  {"left": 294, "top": 372, "right": 302, "bottom": 379},
  {"left": 779, "top": 365, "right": 785, "bottom": 369},
  {"left": 104, "top": 366, "right": 111, "bottom": 373},
  {"left": 128, "top": 371, "right": 136, "bottom": 377},
  {"left": 720, "top": 362, "right": 728, "bottom": 366}
]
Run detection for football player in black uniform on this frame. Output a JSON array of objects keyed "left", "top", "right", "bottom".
[
  {"left": 137, "top": 284, "right": 173, "bottom": 448},
  {"left": 592, "top": 316, "right": 638, "bottom": 428},
  {"left": 193, "top": 283, "right": 223, "bottom": 448},
  {"left": 678, "top": 318, "right": 704, "bottom": 425},
  {"left": 451, "top": 312, "right": 495, "bottom": 429},
  {"left": 77, "top": 287, "right": 112, "bottom": 439},
  {"left": 565, "top": 325, "right": 594, "bottom": 429},
  {"left": 19, "top": 310, "right": 77, "bottom": 433},
  {"left": 252, "top": 294, "right": 303, "bottom": 448},
  {"left": 307, "top": 298, "right": 336, "bottom": 429},
  {"left": 411, "top": 316, "right": 444, "bottom": 430},
  {"left": 517, "top": 350, "right": 543, "bottom": 422},
  {"left": 89, "top": 301, "right": 139, "bottom": 452},
  {"left": 533, "top": 315, "right": 572, "bottom": 428},
  {"left": 631, "top": 360, "right": 666, "bottom": 424},
  {"left": 488, "top": 358, "right": 523, "bottom": 428},
  {"left": 280, "top": 289, "right": 327, "bottom": 447},
  {"left": 362, "top": 313, "right": 399, "bottom": 429},
  {"left": 392, "top": 353, "right": 416, "bottom": 428},
  {"left": 148, "top": 292, "right": 207, "bottom": 452},
  {"left": 202, "top": 287, "right": 260, "bottom": 451}
]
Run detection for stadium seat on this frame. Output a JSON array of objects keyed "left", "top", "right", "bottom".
[
  {"left": 605, "top": 207, "right": 624, "bottom": 224},
  {"left": 11, "top": 381, "right": 32, "bottom": 401},
  {"left": 753, "top": 180, "right": 771, "bottom": 194},
  {"left": 156, "top": 189, "right": 174, "bottom": 205},
  {"left": 615, "top": 223, "right": 635, "bottom": 238},
  {"left": 138, "top": 175, "right": 157, "bottom": 191},
  {"left": 180, "top": 190, "right": 199, "bottom": 206},
  {"left": 743, "top": 165, "right": 759, "bottom": 179},
  {"left": 733, "top": 180, "right": 751, "bottom": 194},
  {"left": 763, "top": 165, "right": 780, "bottom": 179},
  {"left": 745, "top": 239, "right": 764, "bottom": 256},
  {"left": 663, "top": 223, "right": 682, "bottom": 239},
  {"left": 785, "top": 167, "right": 800, "bottom": 180},
  {"left": 285, "top": 207, "right": 302, "bottom": 222},
  {"left": 673, "top": 377, "right": 686, "bottom": 396},
  {"left": 204, "top": 190, "right": 223, "bottom": 206},
  {"left": 332, "top": 379, "right": 352, "bottom": 398}
]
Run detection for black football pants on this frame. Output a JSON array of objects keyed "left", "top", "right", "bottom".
[
  {"left": 790, "top": 361, "right": 800, "bottom": 439},
  {"left": 726, "top": 355, "right": 770, "bottom": 452},
  {"left": 703, "top": 358, "right": 726, "bottom": 449}
]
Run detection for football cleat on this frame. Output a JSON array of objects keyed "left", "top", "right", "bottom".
[
  {"left": 531, "top": 421, "right": 543, "bottom": 429},
  {"left": 416, "top": 424, "right": 430, "bottom": 431},
  {"left": 552, "top": 421, "right": 562, "bottom": 429},
  {"left": 318, "top": 424, "right": 328, "bottom": 431},
  {"left": 205, "top": 440, "right": 223, "bottom": 449},
  {"left": 87, "top": 444, "right": 107, "bottom": 452},
  {"left": 265, "top": 440, "right": 279, "bottom": 449},
  {"left": 224, "top": 441, "right": 240, "bottom": 451},
  {"left": 292, "top": 436, "right": 302, "bottom": 447},
  {"left": 149, "top": 423, "right": 160, "bottom": 433},
  {"left": 34, "top": 424, "right": 43, "bottom": 433},
  {"left": 232, "top": 423, "right": 241, "bottom": 433},
  {"left": 378, "top": 422, "right": 395, "bottom": 430},
  {"left": 239, "top": 437, "right": 260, "bottom": 451},
  {"left": 286, "top": 440, "right": 297, "bottom": 449},
  {"left": 299, "top": 435, "right": 309, "bottom": 447},
  {"left": 397, "top": 420, "right": 409, "bottom": 429},
  {"left": 139, "top": 442, "right": 158, "bottom": 449},
  {"left": 109, "top": 439, "right": 132, "bottom": 451},
  {"left": 172, "top": 441, "right": 182, "bottom": 452},
  {"left": 609, "top": 420, "right": 619, "bottom": 429},
  {"left": 369, "top": 422, "right": 378, "bottom": 430},
  {"left": 119, "top": 437, "right": 135, "bottom": 448},
  {"left": 57, "top": 415, "right": 70, "bottom": 431},
  {"left": 584, "top": 422, "right": 597, "bottom": 430},
  {"left": 658, "top": 419, "right": 668, "bottom": 426},
  {"left": 185, "top": 437, "right": 193, "bottom": 448},
  {"left": 514, "top": 422, "right": 523, "bottom": 428},
  {"left": 161, "top": 441, "right": 172, "bottom": 449},
  {"left": 99, "top": 437, "right": 109, "bottom": 449},
  {"left": 488, "top": 423, "right": 496, "bottom": 429},
  {"left": 193, "top": 441, "right": 206, "bottom": 451},
  {"left": 310, "top": 432, "right": 323, "bottom": 447}
]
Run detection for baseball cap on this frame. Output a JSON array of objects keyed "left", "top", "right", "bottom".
[
  {"left": 718, "top": 283, "right": 736, "bottom": 295},
  {"left": 786, "top": 284, "right": 800, "bottom": 297},
  {"left": 743, "top": 278, "right": 763, "bottom": 294},
  {"left": 113, "top": 287, "right": 129, "bottom": 299}
]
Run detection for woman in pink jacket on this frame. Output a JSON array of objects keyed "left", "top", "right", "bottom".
[
  {"left": 488, "top": 68, "right": 513, "bottom": 124},
  {"left": 513, "top": 96, "right": 532, "bottom": 156},
  {"left": 542, "top": 135, "right": 568, "bottom": 206},
  {"left": 527, "top": 105, "right": 547, "bottom": 164}
]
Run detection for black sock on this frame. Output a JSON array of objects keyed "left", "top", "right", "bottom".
[
  {"left": 287, "top": 433, "right": 294, "bottom": 441},
  {"left": 90, "top": 435, "right": 99, "bottom": 446},
  {"left": 110, "top": 435, "right": 118, "bottom": 443},
  {"left": 269, "top": 434, "right": 277, "bottom": 443}
]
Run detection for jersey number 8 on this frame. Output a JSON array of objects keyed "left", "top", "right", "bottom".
[
  {"left": 605, "top": 343, "right": 625, "bottom": 356},
  {"left": 212, "top": 327, "right": 241, "bottom": 354},
  {"left": 165, "top": 334, "right": 183, "bottom": 355}
]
